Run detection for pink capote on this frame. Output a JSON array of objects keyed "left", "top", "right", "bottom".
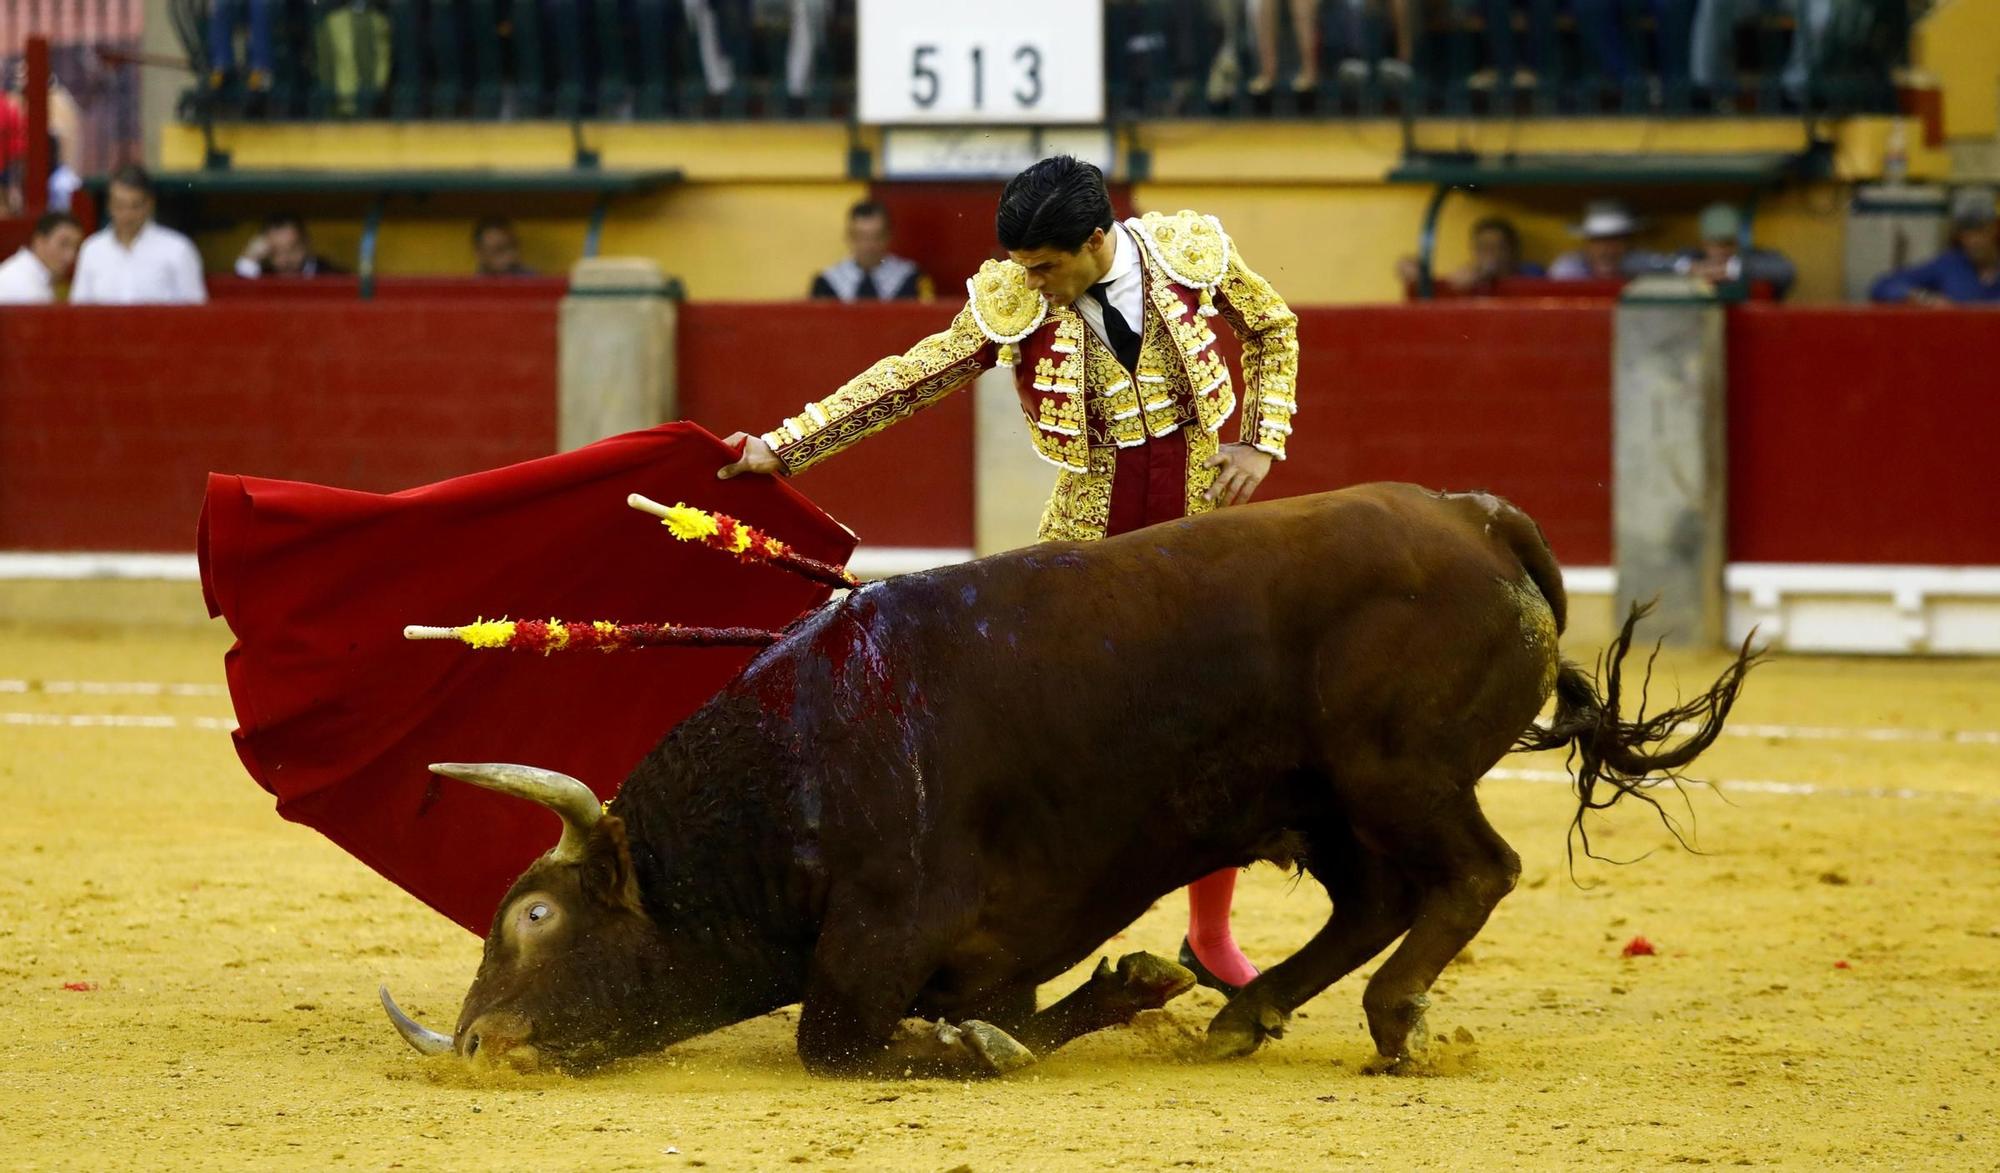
[{"left": 199, "top": 424, "right": 856, "bottom": 933}]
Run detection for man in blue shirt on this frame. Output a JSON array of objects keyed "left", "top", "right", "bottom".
[{"left": 1871, "top": 188, "right": 2000, "bottom": 306}]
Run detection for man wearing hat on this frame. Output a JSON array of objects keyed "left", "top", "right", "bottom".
[
  {"left": 1870, "top": 188, "right": 2000, "bottom": 306},
  {"left": 1549, "top": 200, "right": 1667, "bottom": 281},
  {"left": 1672, "top": 203, "right": 1796, "bottom": 299}
]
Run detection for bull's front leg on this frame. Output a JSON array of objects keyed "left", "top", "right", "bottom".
[
  {"left": 795, "top": 905, "right": 1035, "bottom": 1079},
  {"left": 1010, "top": 952, "right": 1197, "bottom": 1055}
]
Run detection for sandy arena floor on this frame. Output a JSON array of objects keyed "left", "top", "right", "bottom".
[{"left": 4, "top": 616, "right": 1998, "bottom": 1171}]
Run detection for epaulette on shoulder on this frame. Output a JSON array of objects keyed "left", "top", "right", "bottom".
[
  {"left": 966, "top": 258, "right": 1048, "bottom": 347},
  {"left": 1130, "top": 210, "right": 1232, "bottom": 292}
]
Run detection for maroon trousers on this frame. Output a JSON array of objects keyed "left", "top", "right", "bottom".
[{"left": 1104, "top": 430, "right": 1190, "bottom": 537}]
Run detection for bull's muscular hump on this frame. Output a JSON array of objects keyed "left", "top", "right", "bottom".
[{"left": 396, "top": 484, "right": 1755, "bottom": 1077}]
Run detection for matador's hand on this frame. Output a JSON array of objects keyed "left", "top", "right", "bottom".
[
  {"left": 1203, "top": 442, "right": 1274, "bottom": 507},
  {"left": 717, "top": 433, "right": 784, "bottom": 479}
]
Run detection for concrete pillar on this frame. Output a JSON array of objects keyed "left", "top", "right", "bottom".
[
  {"left": 973, "top": 367, "right": 1055, "bottom": 556},
  {"left": 1844, "top": 185, "right": 1949, "bottom": 303},
  {"left": 558, "top": 258, "right": 679, "bottom": 452},
  {"left": 1612, "top": 276, "right": 1728, "bottom": 648}
]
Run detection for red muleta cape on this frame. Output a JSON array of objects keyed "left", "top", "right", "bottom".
[{"left": 199, "top": 424, "right": 857, "bottom": 933}]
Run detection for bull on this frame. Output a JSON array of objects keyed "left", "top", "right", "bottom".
[{"left": 381, "top": 483, "right": 1756, "bottom": 1077}]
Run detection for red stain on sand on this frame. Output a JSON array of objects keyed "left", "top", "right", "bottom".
[
  {"left": 1620, "top": 936, "right": 1657, "bottom": 958},
  {"left": 1834, "top": 960, "right": 1852, "bottom": 969},
  {"left": 62, "top": 981, "right": 99, "bottom": 992}
]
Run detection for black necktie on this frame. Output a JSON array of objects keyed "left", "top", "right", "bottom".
[
  {"left": 854, "top": 269, "right": 879, "bottom": 300},
  {"left": 1089, "top": 282, "right": 1142, "bottom": 373}
]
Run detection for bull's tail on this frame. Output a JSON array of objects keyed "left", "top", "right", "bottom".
[{"left": 1512, "top": 602, "right": 1763, "bottom": 867}]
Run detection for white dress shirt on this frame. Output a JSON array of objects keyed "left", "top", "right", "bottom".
[
  {"left": 0, "top": 247, "right": 56, "bottom": 304},
  {"left": 1073, "top": 220, "right": 1145, "bottom": 356},
  {"left": 70, "top": 221, "right": 208, "bottom": 305}
]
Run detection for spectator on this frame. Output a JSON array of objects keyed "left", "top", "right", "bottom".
[
  {"left": 1549, "top": 200, "right": 1665, "bottom": 280},
  {"left": 1671, "top": 202, "right": 1796, "bottom": 297},
  {"left": 233, "top": 213, "right": 346, "bottom": 278},
  {"left": 1869, "top": 188, "right": 2000, "bottom": 306},
  {"left": 1203, "top": 0, "right": 1247, "bottom": 104},
  {"left": 1397, "top": 215, "right": 1546, "bottom": 293},
  {"left": 1692, "top": 0, "right": 1836, "bottom": 103},
  {"left": 70, "top": 165, "right": 208, "bottom": 305},
  {"left": 473, "top": 217, "right": 536, "bottom": 276},
  {"left": 679, "top": 1, "right": 827, "bottom": 105},
  {"left": 47, "top": 134, "right": 80, "bottom": 213},
  {"left": 1249, "top": 0, "right": 1323, "bottom": 96},
  {"left": 0, "top": 82, "right": 23, "bottom": 215},
  {"left": 810, "top": 201, "right": 927, "bottom": 301},
  {"left": 0, "top": 211, "right": 83, "bottom": 304},
  {"left": 1576, "top": 0, "right": 1692, "bottom": 98},
  {"left": 683, "top": 0, "right": 739, "bottom": 97},
  {"left": 1464, "top": 0, "right": 1547, "bottom": 92},
  {"left": 206, "top": 0, "right": 276, "bottom": 97}
]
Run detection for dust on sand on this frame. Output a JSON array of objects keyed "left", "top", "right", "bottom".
[{"left": 4, "top": 623, "right": 1998, "bottom": 1170}]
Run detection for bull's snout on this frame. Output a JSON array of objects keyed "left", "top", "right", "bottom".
[{"left": 460, "top": 1011, "right": 540, "bottom": 1071}]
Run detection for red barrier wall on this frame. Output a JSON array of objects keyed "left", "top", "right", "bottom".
[
  {"left": 1726, "top": 305, "right": 2000, "bottom": 565},
  {"left": 0, "top": 302, "right": 557, "bottom": 551},
  {"left": 676, "top": 300, "right": 975, "bottom": 549},
  {"left": 5, "top": 297, "right": 1988, "bottom": 570},
  {"left": 1272, "top": 304, "right": 1614, "bottom": 566}
]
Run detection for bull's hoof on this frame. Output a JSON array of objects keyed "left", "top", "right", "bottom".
[
  {"left": 1110, "top": 951, "right": 1198, "bottom": 1010},
  {"left": 959, "top": 1020, "right": 1037, "bottom": 1075},
  {"left": 1203, "top": 997, "right": 1289, "bottom": 1060},
  {"left": 1365, "top": 991, "right": 1430, "bottom": 1061}
]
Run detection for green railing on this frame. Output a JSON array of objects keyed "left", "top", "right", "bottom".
[{"left": 177, "top": 0, "right": 1907, "bottom": 125}]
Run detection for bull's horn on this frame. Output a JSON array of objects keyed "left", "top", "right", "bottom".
[
  {"left": 430, "top": 762, "right": 603, "bottom": 863},
  {"left": 379, "top": 986, "right": 454, "bottom": 1056}
]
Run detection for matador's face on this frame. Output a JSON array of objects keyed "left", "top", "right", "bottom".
[{"left": 1009, "top": 227, "right": 1112, "bottom": 310}]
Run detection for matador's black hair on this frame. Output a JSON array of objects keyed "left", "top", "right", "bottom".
[{"left": 995, "top": 156, "right": 1114, "bottom": 253}]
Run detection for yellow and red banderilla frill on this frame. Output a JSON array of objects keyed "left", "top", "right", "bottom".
[
  {"left": 626, "top": 494, "right": 858, "bottom": 590},
  {"left": 404, "top": 495, "right": 852, "bottom": 654},
  {"left": 403, "top": 618, "right": 780, "bottom": 653}
]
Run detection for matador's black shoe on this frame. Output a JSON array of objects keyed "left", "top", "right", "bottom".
[{"left": 1179, "top": 936, "right": 1258, "bottom": 998}]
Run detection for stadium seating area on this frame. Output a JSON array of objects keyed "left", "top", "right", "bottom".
[{"left": 174, "top": 0, "right": 1910, "bottom": 123}]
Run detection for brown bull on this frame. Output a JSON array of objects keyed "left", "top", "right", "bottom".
[{"left": 382, "top": 483, "right": 1755, "bottom": 1076}]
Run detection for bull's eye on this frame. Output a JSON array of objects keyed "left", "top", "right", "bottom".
[{"left": 527, "top": 903, "right": 550, "bottom": 923}]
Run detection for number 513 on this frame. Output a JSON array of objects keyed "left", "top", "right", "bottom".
[{"left": 910, "top": 44, "right": 1045, "bottom": 110}]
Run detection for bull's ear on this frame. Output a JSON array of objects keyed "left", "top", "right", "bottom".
[{"left": 580, "top": 816, "right": 645, "bottom": 914}]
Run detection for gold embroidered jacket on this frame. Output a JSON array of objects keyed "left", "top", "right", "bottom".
[{"left": 760, "top": 210, "right": 1300, "bottom": 538}]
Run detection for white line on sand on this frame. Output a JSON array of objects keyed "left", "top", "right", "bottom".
[
  {"left": 2, "top": 713, "right": 1992, "bottom": 804},
  {"left": 1485, "top": 767, "right": 1997, "bottom": 805},
  {"left": 9, "top": 680, "right": 1996, "bottom": 746},
  {"left": 0, "top": 679, "right": 228, "bottom": 697},
  {"left": 2, "top": 712, "right": 237, "bottom": 731}
]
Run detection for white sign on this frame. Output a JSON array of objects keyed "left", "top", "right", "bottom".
[
  {"left": 880, "top": 127, "right": 1114, "bottom": 179},
  {"left": 858, "top": 0, "right": 1104, "bottom": 126}
]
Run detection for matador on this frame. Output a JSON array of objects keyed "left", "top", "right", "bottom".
[{"left": 719, "top": 155, "right": 1301, "bottom": 994}]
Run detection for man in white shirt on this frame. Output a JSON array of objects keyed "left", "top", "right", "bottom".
[
  {"left": 0, "top": 211, "right": 82, "bottom": 304},
  {"left": 70, "top": 165, "right": 208, "bottom": 305}
]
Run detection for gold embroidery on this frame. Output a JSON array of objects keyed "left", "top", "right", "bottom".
[
  {"left": 1211, "top": 243, "right": 1300, "bottom": 459},
  {"left": 1184, "top": 423, "right": 1222, "bottom": 519},
  {"left": 765, "top": 304, "right": 992, "bottom": 474},
  {"left": 1037, "top": 443, "right": 1118, "bottom": 542},
  {"left": 1022, "top": 307, "right": 1089, "bottom": 471},
  {"left": 967, "top": 259, "right": 1048, "bottom": 343},
  {"left": 1130, "top": 211, "right": 1231, "bottom": 289}
]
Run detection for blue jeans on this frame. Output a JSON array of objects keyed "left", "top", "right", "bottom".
[
  {"left": 1574, "top": 0, "right": 1692, "bottom": 85},
  {"left": 207, "top": 0, "right": 276, "bottom": 77},
  {"left": 1691, "top": 0, "right": 1834, "bottom": 96},
  {"left": 1470, "top": 0, "right": 1689, "bottom": 85}
]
